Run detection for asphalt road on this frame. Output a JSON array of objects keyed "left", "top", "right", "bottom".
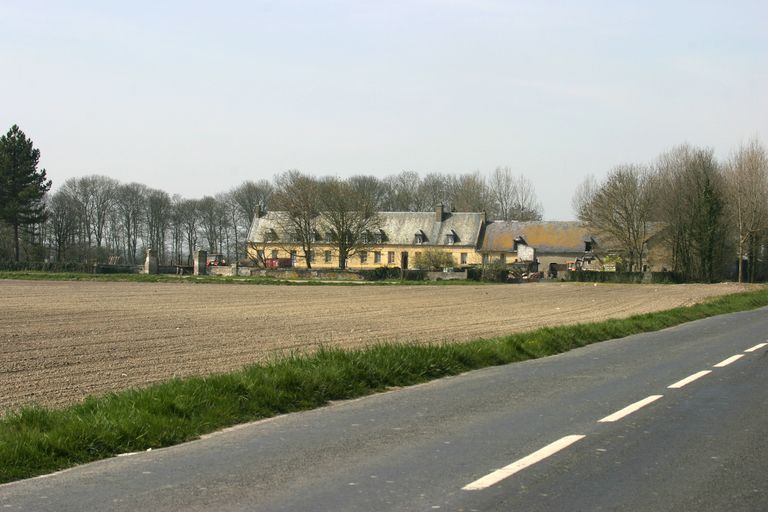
[{"left": 2, "top": 307, "right": 767, "bottom": 511}]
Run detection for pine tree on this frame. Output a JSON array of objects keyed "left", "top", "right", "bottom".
[{"left": 0, "top": 125, "right": 53, "bottom": 262}]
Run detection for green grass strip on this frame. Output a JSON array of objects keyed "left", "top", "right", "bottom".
[
  {"left": 1, "top": 287, "right": 767, "bottom": 484},
  {"left": 0, "top": 271, "right": 484, "bottom": 286}
]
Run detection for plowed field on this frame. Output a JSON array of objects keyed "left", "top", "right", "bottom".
[{"left": 0, "top": 280, "right": 753, "bottom": 411}]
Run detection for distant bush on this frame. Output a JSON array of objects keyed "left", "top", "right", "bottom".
[
  {"left": 0, "top": 261, "right": 92, "bottom": 273},
  {"left": 359, "top": 267, "right": 426, "bottom": 281},
  {"left": 359, "top": 267, "right": 402, "bottom": 281},
  {"left": 570, "top": 271, "right": 684, "bottom": 284},
  {"left": 481, "top": 261, "right": 509, "bottom": 282},
  {"left": 412, "top": 249, "right": 455, "bottom": 271},
  {"left": 650, "top": 272, "right": 686, "bottom": 284},
  {"left": 466, "top": 266, "right": 483, "bottom": 281},
  {"left": 404, "top": 269, "right": 427, "bottom": 281}
]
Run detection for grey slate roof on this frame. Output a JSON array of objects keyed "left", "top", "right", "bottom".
[{"left": 248, "top": 210, "right": 486, "bottom": 248}]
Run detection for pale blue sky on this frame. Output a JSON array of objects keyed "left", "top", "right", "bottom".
[{"left": 2, "top": 1, "right": 766, "bottom": 219}]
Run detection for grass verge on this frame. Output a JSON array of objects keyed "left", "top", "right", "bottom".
[
  {"left": 0, "top": 271, "right": 484, "bottom": 286},
  {"left": 2, "top": 287, "right": 768, "bottom": 484}
]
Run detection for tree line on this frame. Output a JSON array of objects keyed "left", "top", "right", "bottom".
[
  {"left": 0, "top": 125, "right": 543, "bottom": 266},
  {"left": 574, "top": 141, "right": 768, "bottom": 282}
]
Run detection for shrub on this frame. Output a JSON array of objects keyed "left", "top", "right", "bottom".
[
  {"left": 481, "top": 260, "right": 509, "bottom": 282},
  {"left": 359, "top": 267, "right": 403, "bottom": 281},
  {"left": 412, "top": 249, "right": 455, "bottom": 271}
]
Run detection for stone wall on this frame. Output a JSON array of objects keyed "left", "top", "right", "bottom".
[{"left": 426, "top": 270, "right": 468, "bottom": 281}]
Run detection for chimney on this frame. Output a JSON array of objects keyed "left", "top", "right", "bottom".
[
  {"left": 435, "top": 203, "right": 445, "bottom": 222},
  {"left": 254, "top": 205, "right": 262, "bottom": 219}
]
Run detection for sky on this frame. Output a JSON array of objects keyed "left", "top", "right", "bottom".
[{"left": 2, "top": 1, "right": 766, "bottom": 220}]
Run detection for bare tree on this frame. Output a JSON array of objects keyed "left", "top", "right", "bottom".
[
  {"left": 198, "top": 195, "right": 227, "bottom": 256},
  {"left": 656, "top": 145, "right": 728, "bottom": 282},
  {"left": 348, "top": 175, "right": 388, "bottom": 210},
  {"left": 114, "top": 182, "right": 146, "bottom": 263},
  {"left": 416, "top": 173, "right": 451, "bottom": 212},
  {"left": 46, "top": 190, "right": 79, "bottom": 261},
  {"left": 230, "top": 180, "right": 273, "bottom": 226},
  {"left": 176, "top": 199, "right": 200, "bottom": 265},
  {"left": 59, "top": 175, "right": 118, "bottom": 260},
  {"left": 577, "top": 164, "right": 656, "bottom": 272},
  {"left": 145, "top": 188, "right": 172, "bottom": 262},
  {"left": 724, "top": 139, "right": 768, "bottom": 282},
  {"left": 319, "top": 177, "right": 381, "bottom": 269},
  {"left": 270, "top": 170, "right": 322, "bottom": 268},
  {"left": 382, "top": 171, "right": 421, "bottom": 211},
  {"left": 489, "top": 167, "right": 543, "bottom": 220},
  {"left": 571, "top": 174, "right": 598, "bottom": 219},
  {"left": 449, "top": 172, "right": 491, "bottom": 212}
]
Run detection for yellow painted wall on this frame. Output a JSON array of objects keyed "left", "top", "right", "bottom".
[{"left": 247, "top": 242, "right": 482, "bottom": 269}]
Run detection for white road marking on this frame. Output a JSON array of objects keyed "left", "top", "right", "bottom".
[
  {"left": 714, "top": 354, "right": 744, "bottom": 368},
  {"left": 745, "top": 343, "right": 768, "bottom": 353},
  {"left": 668, "top": 370, "right": 712, "bottom": 389},
  {"left": 598, "top": 395, "right": 663, "bottom": 423},
  {"left": 462, "top": 435, "right": 585, "bottom": 491}
]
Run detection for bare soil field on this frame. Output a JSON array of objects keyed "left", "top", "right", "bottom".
[{"left": 0, "top": 280, "right": 755, "bottom": 411}]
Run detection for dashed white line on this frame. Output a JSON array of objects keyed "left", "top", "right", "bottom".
[
  {"left": 714, "top": 354, "right": 744, "bottom": 368},
  {"left": 462, "top": 435, "right": 586, "bottom": 491},
  {"left": 598, "top": 395, "right": 664, "bottom": 423},
  {"left": 462, "top": 342, "right": 763, "bottom": 493},
  {"left": 668, "top": 370, "right": 712, "bottom": 389}
]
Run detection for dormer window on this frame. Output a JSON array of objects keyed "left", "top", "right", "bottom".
[
  {"left": 324, "top": 231, "right": 334, "bottom": 243},
  {"left": 264, "top": 229, "right": 278, "bottom": 242},
  {"left": 445, "top": 230, "right": 458, "bottom": 245},
  {"left": 361, "top": 232, "right": 369, "bottom": 244},
  {"left": 375, "top": 230, "right": 384, "bottom": 244},
  {"left": 415, "top": 230, "right": 426, "bottom": 245},
  {"left": 585, "top": 240, "right": 593, "bottom": 252},
  {"left": 513, "top": 236, "right": 526, "bottom": 252}
]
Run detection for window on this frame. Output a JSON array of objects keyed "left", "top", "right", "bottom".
[
  {"left": 375, "top": 230, "right": 384, "bottom": 244},
  {"left": 361, "top": 232, "right": 369, "bottom": 244},
  {"left": 292, "top": 231, "right": 301, "bottom": 243},
  {"left": 290, "top": 251, "right": 297, "bottom": 264},
  {"left": 308, "top": 250, "right": 315, "bottom": 263},
  {"left": 359, "top": 251, "right": 368, "bottom": 264},
  {"left": 271, "top": 249, "right": 278, "bottom": 259},
  {"left": 257, "top": 249, "right": 265, "bottom": 261},
  {"left": 445, "top": 230, "right": 457, "bottom": 245},
  {"left": 460, "top": 252, "right": 467, "bottom": 265},
  {"left": 388, "top": 251, "right": 395, "bottom": 264},
  {"left": 324, "top": 250, "right": 332, "bottom": 263},
  {"left": 374, "top": 251, "right": 381, "bottom": 264},
  {"left": 500, "top": 253, "right": 506, "bottom": 263},
  {"left": 415, "top": 231, "right": 425, "bottom": 244},
  {"left": 324, "top": 232, "right": 334, "bottom": 243},
  {"left": 585, "top": 241, "right": 593, "bottom": 252},
  {"left": 264, "top": 229, "right": 278, "bottom": 242}
]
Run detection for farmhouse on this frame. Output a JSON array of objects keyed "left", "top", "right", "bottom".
[
  {"left": 481, "top": 221, "right": 600, "bottom": 274},
  {"left": 247, "top": 205, "right": 674, "bottom": 274},
  {"left": 247, "top": 204, "right": 486, "bottom": 270},
  {"left": 481, "top": 220, "right": 673, "bottom": 274}
]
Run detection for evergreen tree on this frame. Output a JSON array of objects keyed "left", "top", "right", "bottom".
[{"left": 0, "top": 125, "right": 52, "bottom": 261}]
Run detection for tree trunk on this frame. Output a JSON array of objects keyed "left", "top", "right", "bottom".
[{"left": 13, "top": 223, "right": 20, "bottom": 262}]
